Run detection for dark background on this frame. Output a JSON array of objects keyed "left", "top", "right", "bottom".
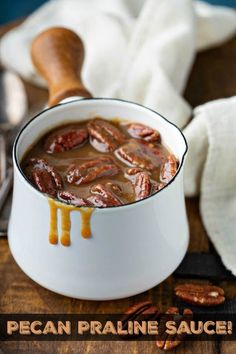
[{"left": 0, "top": 0, "right": 236, "bottom": 25}]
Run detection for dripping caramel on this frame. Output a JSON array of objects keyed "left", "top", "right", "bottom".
[{"left": 48, "top": 199, "right": 93, "bottom": 246}]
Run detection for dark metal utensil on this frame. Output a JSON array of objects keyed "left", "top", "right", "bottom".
[
  {"left": 0, "top": 219, "right": 8, "bottom": 237},
  {"left": 0, "top": 167, "right": 13, "bottom": 213}
]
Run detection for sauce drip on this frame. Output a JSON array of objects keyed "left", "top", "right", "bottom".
[
  {"left": 79, "top": 208, "right": 94, "bottom": 239},
  {"left": 48, "top": 199, "right": 94, "bottom": 246}
]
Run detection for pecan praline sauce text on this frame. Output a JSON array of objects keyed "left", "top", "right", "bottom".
[{"left": 21, "top": 117, "right": 179, "bottom": 245}]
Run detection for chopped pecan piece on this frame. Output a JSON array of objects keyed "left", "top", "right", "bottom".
[
  {"left": 125, "top": 122, "right": 160, "bottom": 142},
  {"left": 88, "top": 118, "right": 126, "bottom": 152},
  {"left": 57, "top": 191, "right": 92, "bottom": 207},
  {"left": 26, "top": 158, "right": 63, "bottom": 197},
  {"left": 44, "top": 126, "right": 88, "bottom": 153},
  {"left": 115, "top": 139, "right": 165, "bottom": 171},
  {"left": 160, "top": 154, "right": 179, "bottom": 183},
  {"left": 88, "top": 183, "right": 123, "bottom": 207},
  {"left": 156, "top": 307, "right": 193, "bottom": 351},
  {"left": 66, "top": 157, "right": 119, "bottom": 185},
  {"left": 174, "top": 283, "right": 225, "bottom": 306}
]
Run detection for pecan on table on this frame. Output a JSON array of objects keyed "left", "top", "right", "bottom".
[
  {"left": 57, "top": 191, "right": 92, "bottom": 207},
  {"left": 44, "top": 126, "right": 88, "bottom": 153},
  {"left": 156, "top": 307, "right": 193, "bottom": 351},
  {"left": 122, "top": 301, "right": 158, "bottom": 319},
  {"left": 66, "top": 157, "right": 119, "bottom": 185},
  {"left": 124, "top": 122, "right": 160, "bottom": 142},
  {"left": 115, "top": 139, "right": 164, "bottom": 171},
  {"left": 174, "top": 283, "right": 225, "bottom": 307},
  {"left": 88, "top": 118, "right": 126, "bottom": 152},
  {"left": 88, "top": 183, "right": 123, "bottom": 207},
  {"left": 120, "top": 301, "right": 159, "bottom": 338},
  {"left": 160, "top": 154, "right": 179, "bottom": 183},
  {"left": 26, "top": 158, "right": 63, "bottom": 197}
]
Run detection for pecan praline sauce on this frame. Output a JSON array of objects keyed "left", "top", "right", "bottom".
[{"left": 21, "top": 117, "right": 179, "bottom": 246}]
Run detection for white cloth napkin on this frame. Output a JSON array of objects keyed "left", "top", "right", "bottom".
[
  {"left": 0, "top": 0, "right": 235, "bottom": 128},
  {"left": 0, "top": 0, "right": 236, "bottom": 273},
  {"left": 184, "top": 97, "right": 236, "bottom": 274}
]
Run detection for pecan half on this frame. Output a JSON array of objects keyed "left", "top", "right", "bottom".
[
  {"left": 125, "top": 122, "right": 160, "bottom": 142},
  {"left": 26, "top": 158, "right": 63, "bottom": 197},
  {"left": 115, "top": 140, "right": 165, "bottom": 171},
  {"left": 121, "top": 301, "right": 159, "bottom": 338},
  {"left": 126, "top": 167, "right": 162, "bottom": 199},
  {"left": 123, "top": 301, "right": 153, "bottom": 318},
  {"left": 44, "top": 126, "right": 88, "bottom": 153},
  {"left": 57, "top": 191, "right": 92, "bottom": 207},
  {"left": 88, "top": 118, "right": 126, "bottom": 152},
  {"left": 160, "top": 154, "right": 179, "bottom": 183},
  {"left": 66, "top": 157, "right": 119, "bottom": 185},
  {"left": 133, "top": 171, "right": 151, "bottom": 200},
  {"left": 174, "top": 283, "right": 225, "bottom": 306},
  {"left": 156, "top": 307, "right": 193, "bottom": 351},
  {"left": 88, "top": 183, "right": 123, "bottom": 207}
]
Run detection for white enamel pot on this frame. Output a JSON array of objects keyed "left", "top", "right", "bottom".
[{"left": 8, "top": 28, "right": 189, "bottom": 300}]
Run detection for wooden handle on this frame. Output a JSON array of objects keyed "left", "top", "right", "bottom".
[{"left": 31, "top": 27, "right": 92, "bottom": 107}]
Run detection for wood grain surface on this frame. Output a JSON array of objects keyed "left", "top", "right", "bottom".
[{"left": 0, "top": 21, "right": 235, "bottom": 353}]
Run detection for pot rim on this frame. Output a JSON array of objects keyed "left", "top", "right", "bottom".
[{"left": 13, "top": 97, "right": 188, "bottom": 211}]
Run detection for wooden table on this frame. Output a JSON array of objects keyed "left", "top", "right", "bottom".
[{"left": 0, "top": 21, "right": 236, "bottom": 353}]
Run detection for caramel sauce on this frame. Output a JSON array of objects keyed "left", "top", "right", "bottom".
[
  {"left": 21, "top": 118, "right": 176, "bottom": 248},
  {"left": 48, "top": 199, "right": 93, "bottom": 246},
  {"left": 22, "top": 119, "right": 170, "bottom": 205},
  {"left": 79, "top": 208, "right": 94, "bottom": 238},
  {"left": 48, "top": 199, "right": 58, "bottom": 244}
]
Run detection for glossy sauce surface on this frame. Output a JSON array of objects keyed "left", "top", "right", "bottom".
[
  {"left": 22, "top": 118, "right": 177, "bottom": 206},
  {"left": 21, "top": 117, "right": 178, "bottom": 246}
]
